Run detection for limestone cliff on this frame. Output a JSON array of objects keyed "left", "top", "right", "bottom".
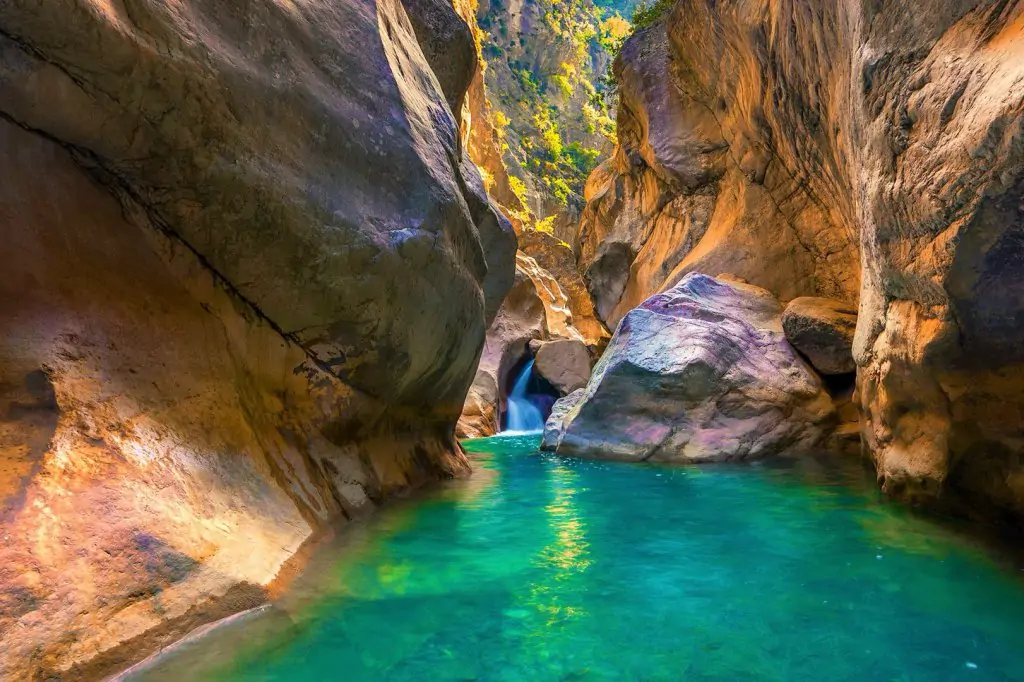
[
  {"left": 0, "top": 0, "right": 515, "bottom": 678},
  {"left": 580, "top": 0, "right": 1024, "bottom": 521}
]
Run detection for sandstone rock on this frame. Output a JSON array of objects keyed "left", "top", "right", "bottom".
[
  {"left": 577, "top": 21, "right": 859, "bottom": 329},
  {"left": 782, "top": 298, "right": 858, "bottom": 375},
  {"left": 0, "top": 1, "right": 515, "bottom": 678},
  {"left": 518, "top": 229, "right": 610, "bottom": 349},
  {"left": 578, "top": 0, "right": 1024, "bottom": 520},
  {"left": 449, "top": 0, "right": 531, "bottom": 227},
  {"left": 516, "top": 252, "right": 584, "bottom": 343},
  {"left": 534, "top": 339, "right": 592, "bottom": 395},
  {"left": 554, "top": 274, "right": 835, "bottom": 462},
  {"left": 541, "top": 389, "right": 586, "bottom": 451}
]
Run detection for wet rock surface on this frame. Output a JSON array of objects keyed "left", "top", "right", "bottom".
[
  {"left": 541, "top": 388, "right": 586, "bottom": 451},
  {"left": 553, "top": 274, "right": 835, "bottom": 462}
]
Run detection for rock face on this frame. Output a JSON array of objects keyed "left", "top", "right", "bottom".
[
  {"left": 517, "top": 229, "right": 610, "bottom": 349},
  {"left": 551, "top": 274, "right": 834, "bottom": 462},
  {"left": 580, "top": 1, "right": 1024, "bottom": 520},
  {"left": 475, "top": 0, "right": 632, "bottom": 226},
  {"left": 782, "top": 298, "right": 858, "bottom": 376},
  {"left": 0, "top": 0, "right": 515, "bottom": 678},
  {"left": 534, "top": 339, "right": 592, "bottom": 395},
  {"left": 541, "top": 388, "right": 586, "bottom": 451},
  {"left": 577, "top": 17, "right": 860, "bottom": 328}
]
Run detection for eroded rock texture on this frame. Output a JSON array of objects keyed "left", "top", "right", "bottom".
[
  {"left": 549, "top": 275, "right": 834, "bottom": 461},
  {"left": 518, "top": 229, "right": 611, "bottom": 350},
  {"left": 0, "top": 0, "right": 515, "bottom": 678},
  {"left": 533, "top": 339, "right": 592, "bottom": 395},
  {"left": 579, "top": 0, "right": 1024, "bottom": 520}
]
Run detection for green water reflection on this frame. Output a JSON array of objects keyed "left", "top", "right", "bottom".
[{"left": 130, "top": 435, "right": 1024, "bottom": 681}]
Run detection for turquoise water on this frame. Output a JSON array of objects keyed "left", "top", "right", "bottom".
[{"left": 130, "top": 435, "right": 1024, "bottom": 682}]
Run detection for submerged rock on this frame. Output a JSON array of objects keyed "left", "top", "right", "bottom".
[
  {"left": 782, "top": 297, "right": 858, "bottom": 376},
  {"left": 554, "top": 274, "right": 835, "bottom": 462}
]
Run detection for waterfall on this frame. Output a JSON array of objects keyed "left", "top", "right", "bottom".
[{"left": 503, "top": 358, "right": 545, "bottom": 433}]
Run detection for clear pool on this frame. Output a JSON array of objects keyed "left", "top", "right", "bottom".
[{"left": 129, "top": 434, "right": 1024, "bottom": 681}]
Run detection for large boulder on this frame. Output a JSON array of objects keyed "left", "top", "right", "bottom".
[
  {"left": 553, "top": 274, "right": 835, "bottom": 462},
  {"left": 782, "top": 297, "right": 858, "bottom": 375},
  {"left": 533, "top": 339, "right": 592, "bottom": 395},
  {"left": 0, "top": 0, "right": 515, "bottom": 678}
]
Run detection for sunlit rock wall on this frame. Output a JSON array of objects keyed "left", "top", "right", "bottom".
[
  {"left": 579, "top": 0, "right": 1024, "bottom": 520},
  {"left": 0, "top": 0, "right": 515, "bottom": 677}
]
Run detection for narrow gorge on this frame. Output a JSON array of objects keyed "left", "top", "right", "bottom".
[{"left": 0, "top": 1, "right": 1022, "bottom": 680}]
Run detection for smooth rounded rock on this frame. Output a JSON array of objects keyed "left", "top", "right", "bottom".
[
  {"left": 534, "top": 339, "right": 592, "bottom": 395},
  {"left": 555, "top": 274, "right": 835, "bottom": 462}
]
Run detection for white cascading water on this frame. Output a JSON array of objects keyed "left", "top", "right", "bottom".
[{"left": 503, "top": 358, "right": 545, "bottom": 433}]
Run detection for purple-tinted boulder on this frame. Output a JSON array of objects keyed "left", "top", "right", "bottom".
[{"left": 553, "top": 274, "right": 835, "bottom": 462}]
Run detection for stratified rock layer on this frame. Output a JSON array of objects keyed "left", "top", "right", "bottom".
[
  {"left": 0, "top": 0, "right": 515, "bottom": 678},
  {"left": 552, "top": 274, "right": 834, "bottom": 462},
  {"left": 579, "top": 0, "right": 1024, "bottom": 520},
  {"left": 518, "top": 229, "right": 610, "bottom": 349}
]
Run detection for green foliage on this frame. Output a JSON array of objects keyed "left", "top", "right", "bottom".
[
  {"left": 534, "top": 216, "right": 558, "bottom": 234},
  {"left": 534, "top": 109, "right": 565, "bottom": 159},
  {"left": 476, "top": 0, "right": 635, "bottom": 208},
  {"left": 544, "top": 176, "right": 575, "bottom": 205},
  {"left": 598, "top": 14, "right": 631, "bottom": 53},
  {"left": 509, "top": 175, "right": 531, "bottom": 209},
  {"left": 565, "top": 142, "right": 601, "bottom": 175},
  {"left": 493, "top": 110, "right": 511, "bottom": 130},
  {"left": 551, "top": 74, "right": 574, "bottom": 99},
  {"left": 630, "top": 0, "right": 674, "bottom": 31}
]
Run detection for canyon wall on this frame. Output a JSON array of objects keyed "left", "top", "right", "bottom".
[
  {"left": 580, "top": 0, "right": 1024, "bottom": 520},
  {"left": 0, "top": 0, "right": 515, "bottom": 678}
]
